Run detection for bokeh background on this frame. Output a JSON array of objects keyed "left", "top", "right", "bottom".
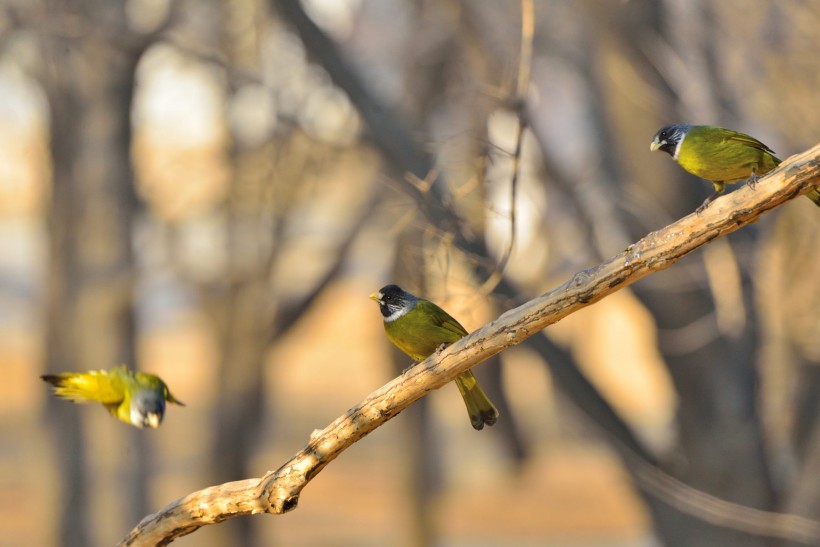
[{"left": 1, "top": 0, "right": 819, "bottom": 546}]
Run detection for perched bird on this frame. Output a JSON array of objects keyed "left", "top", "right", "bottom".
[
  {"left": 370, "top": 284, "right": 499, "bottom": 430},
  {"left": 41, "top": 365, "right": 183, "bottom": 429},
  {"left": 650, "top": 123, "right": 820, "bottom": 211}
]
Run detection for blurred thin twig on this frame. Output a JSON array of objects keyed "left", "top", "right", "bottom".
[{"left": 478, "top": 0, "right": 533, "bottom": 295}]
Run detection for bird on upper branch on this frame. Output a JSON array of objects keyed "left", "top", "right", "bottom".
[{"left": 650, "top": 123, "right": 820, "bottom": 212}]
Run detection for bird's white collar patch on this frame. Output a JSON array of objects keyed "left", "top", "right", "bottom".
[
  {"left": 672, "top": 130, "right": 687, "bottom": 161},
  {"left": 130, "top": 408, "right": 145, "bottom": 429},
  {"left": 382, "top": 306, "right": 410, "bottom": 323}
]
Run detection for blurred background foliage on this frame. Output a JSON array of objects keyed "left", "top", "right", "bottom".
[{"left": 0, "top": 0, "right": 818, "bottom": 546}]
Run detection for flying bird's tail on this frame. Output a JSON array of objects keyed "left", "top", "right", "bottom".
[{"left": 41, "top": 371, "right": 114, "bottom": 403}]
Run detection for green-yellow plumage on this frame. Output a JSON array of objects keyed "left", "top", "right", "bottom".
[
  {"left": 371, "top": 285, "right": 499, "bottom": 430},
  {"left": 651, "top": 124, "right": 820, "bottom": 210},
  {"left": 41, "top": 364, "right": 183, "bottom": 429}
]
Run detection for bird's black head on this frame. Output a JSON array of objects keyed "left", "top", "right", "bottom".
[
  {"left": 370, "top": 284, "right": 418, "bottom": 320},
  {"left": 650, "top": 124, "right": 692, "bottom": 157},
  {"left": 131, "top": 390, "right": 166, "bottom": 429}
]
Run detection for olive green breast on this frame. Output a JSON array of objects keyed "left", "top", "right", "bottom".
[
  {"left": 383, "top": 300, "right": 467, "bottom": 362},
  {"left": 677, "top": 125, "right": 781, "bottom": 183}
]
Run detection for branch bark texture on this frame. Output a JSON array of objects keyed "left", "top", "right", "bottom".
[{"left": 120, "top": 144, "right": 820, "bottom": 546}]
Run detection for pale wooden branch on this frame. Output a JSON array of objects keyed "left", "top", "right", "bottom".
[{"left": 120, "top": 143, "right": 820, "bottom": 546}]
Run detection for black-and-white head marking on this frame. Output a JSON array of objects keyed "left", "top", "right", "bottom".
[
  {"left": 651, "top": 123, "right": 692, "bottom": 160},
  {"left": 131, "top": 390, "right": 166, "bottom": 429},
  {"left": 374, "top": 284, "right": 418, "bottom": 323}
]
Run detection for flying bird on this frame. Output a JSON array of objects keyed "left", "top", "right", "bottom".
[{"left": 42, "top": 365, "right": 183, "bottom": 429}]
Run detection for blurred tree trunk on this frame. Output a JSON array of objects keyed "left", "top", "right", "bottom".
[
  {"left": 579, "top": 1, "right": 777, "bottom": 544},
  {"left": 40, "top": 0, "right": 143, "bottom": 544},
  {"left": 391, "top": 225, "right": 440, "bottom": 547},
  {"left": 209, "top": 144, "right": 276, "bottom": 547},
  {"left": 774, "top": 210, "right": 820, "bottom": 541},
  {"left": 634, "top": 251, "right": 775, "bottom": 546},
  {"left": 193, "top": 3, "right": 270, "bottom": 545}
]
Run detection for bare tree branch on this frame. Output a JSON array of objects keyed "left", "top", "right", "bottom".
[
  {"left": 268, "top": 193, "right": 381, "bottom": 340},
  {"left": 119, "top": 145, "right": 820, "bottom": 546}
]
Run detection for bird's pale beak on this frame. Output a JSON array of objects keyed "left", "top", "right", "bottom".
[
  {"left": 369, "top": 292, "right": 382, "bottom": 303},
  {"left": 146, "top": 413, "right": 160, "bottom": 429},
  {"left": 650, "top": 140, "right": 663, "bottom": 152}
]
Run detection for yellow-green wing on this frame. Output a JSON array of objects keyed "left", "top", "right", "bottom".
[
  {"left": 719, "top": 128, "right": 777, "bottom": 156},
  {"left": 42, "top": 367, "right": 126, "bottom": 404},
  {"left": 416, "top": 299, "right": 469, "bottom": 340}
]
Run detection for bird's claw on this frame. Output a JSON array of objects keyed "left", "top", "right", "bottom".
[
  {"left": 747, "top": 171, "right": 759, "bottom": 189},
  {"left": 696, "top": 189, "right": 721, "bottom": 215}
]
